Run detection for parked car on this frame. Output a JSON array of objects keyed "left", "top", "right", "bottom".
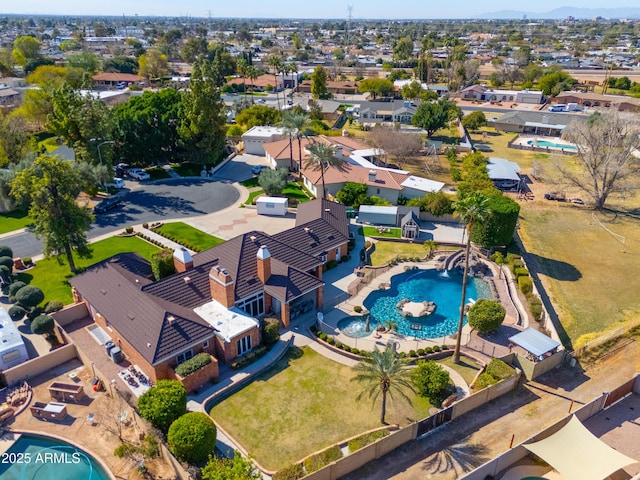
[
  {"left": 93, "top": 196, "right": 123, "bottom": 214},
  {"left": 544, "top": 191, "right": 566, "bottom": 201},
  {"left": 106, "top": 178, "right": 125, "bottom": 189},
  {"left": 474, "top": 144, "right": 492, "bottom": 152},
  {"left": 251, "top": 165, "right": 268, "bottom": 175},
  {"left": 127, "top": 168, "right": 151, "bottom": 181},
  {"left": 115, "top": 163, "right": 130, "bottom": 177},
  {"left": 570, "top": 198, "right": 584, "bottom": 205}
]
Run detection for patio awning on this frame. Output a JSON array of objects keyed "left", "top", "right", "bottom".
[
  {"left": 509, "top": 328, "right": 560, "bottom": 357},
  {"left": 524, "top": 415, "right": 637, "bottom": 480}
]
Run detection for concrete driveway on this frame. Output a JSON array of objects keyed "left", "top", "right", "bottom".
[{"left": 214, "top": 153, "right": 271, "bottom": 182}]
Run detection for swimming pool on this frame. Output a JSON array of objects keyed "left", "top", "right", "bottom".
[
  {"left": 526, "top": 139, "right": 577, "bottom": 151},
  {"left": 0, "top": 434, "right": 112, "bottom": 480},
  {"left": 340, "top": 269, "right": 491, "bottom": 339}
]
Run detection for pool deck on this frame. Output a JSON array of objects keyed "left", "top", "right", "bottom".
[{"left": 0, "top": 431, "right": 20, "bottom": 455}]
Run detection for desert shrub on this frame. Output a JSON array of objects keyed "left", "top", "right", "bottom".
[
  {"left": 273, "top": 463, "right": 304, "bottom": 480},
  {"left": 347, "top": 430, "right": 389, "bottom": 452},
  {"left": 167, "top": 412, "right": 217, "bottom": 464},
  {"left": 138, "top": 380, "right": 187, "bottom": 433},
  {"left": 485, "top": 358, "right": 515, "bottom": 380},
  {"left": 0, "top": 256, "right": 13, "bottom": 271},
  {"left": 31, "top": 314, "right": 55, "bottom": 334},
  {"left": 175, "top": 353, "right": 212, "bottom": 377},
  {"left": 0, "top": 246, "right": 13, "bottom": 258},
  {"left": 151, "top": 249, "right": 175, "bottom": 281},
  {"left": 15, "top": 285, "right": 45, "bottom": 309},
  {"left": 518, "top": 276, "right": 533, "bottom": 294},
  {"left": 412, "top": 360, "right": 450, "bottom": 398},
  {"left": 44, "top": 300, "right": 64, "bottom": 313},
  {"left": 303, "top": 445, "right": 342, "bottom": 473},
  {"left": 125, "top": 226, "right": 134, "bottom": 234},
  {"left": 354, "top": 306, "right": 363, "bottom": 313},
  {"left": 514, "top": 267, "right": 529, "bottom": 278},
  {"left": 468, "top": 299, "right": 506, "bottom": 333},
  {"left": 8, "top": 305, "right": 26, "bottom": 321}
]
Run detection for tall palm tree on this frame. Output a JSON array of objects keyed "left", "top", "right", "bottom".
[
  {"left": 351, "top": 344, "right": 415, "bottom": 424},
  {"left": 452, "top": 191, "right": 491, "bottom": 364},
  {"left": 305, "top": 142, "right": 342, "bottom": 199},
  {"left": 236, "top": 57, "right": 248, "bottom": 102},
  {"left": 280, "top": 110, "right": 309, "bottom": 176},
  {"left": 423, "top": 239, "right": 438, "bottom": 258},
  {"left": 268, "top": 55, "right": 283, "bottom": 111},
  {"left": 246, "top": 65, "right": 258, "bottom": 104}
]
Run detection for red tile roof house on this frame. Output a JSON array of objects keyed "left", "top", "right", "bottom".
[
  {"left": 92, "top": 72, "right": 146, "bottom": 88},
  {"left": 67, "top": 199, "right": 348, "bottom": 389}
]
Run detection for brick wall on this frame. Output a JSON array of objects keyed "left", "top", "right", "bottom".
[{"left": 173, "top": 355, "right": 220, "bottom": 393}]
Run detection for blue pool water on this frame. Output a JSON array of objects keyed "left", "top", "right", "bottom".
[
  {"left": 339, "top": 269, "right": 491, "bottom": 339},
  {"left": 0, "top": 434, "right": 112, "bottom": 480},
  {"left": 526, "top": 139, "right": 577, "bottom": 151}
]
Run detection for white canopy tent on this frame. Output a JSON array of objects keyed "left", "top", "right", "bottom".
[{"left": 524, "top": 415, "right": 637, "bottom": 480}]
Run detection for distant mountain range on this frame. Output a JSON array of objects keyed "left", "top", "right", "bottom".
[{"left": 478, "top": 7, "right": 640, "bottom": 19}]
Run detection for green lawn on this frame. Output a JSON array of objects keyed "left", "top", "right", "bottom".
[
  {"left": 37, "top": 134, "right": 60, "bottom": 153},
  {"left": 282, "top": 182, "right": 311, "bottom": 203},
  {"left": 209, "top": 347, "right": 432, "bottom": 471},
  {"left": 239, "top": 177, "right": 260, "bottom": 188},
  {"left": 519, "top": 207, "right": 640, "bottom": 348},
  {"left": 0, "top": 210, "right": 33, "bottom": 235},
  {"left": 363, "top": 226, "right": 402, "bottom": 239},
  {"left": 244, "top": 189, "right": 264, "bottom": 205},
  {"left": 154, "top": 222, "right": 225, "bottom": 251},
  {"left": 438, "top": 356, "right": 481, "bottom": 386},
  {"left": 16, "top": 236, "right": 160, "bottom": 305},
  {"left": 369, "top": 241, "right": 428, "bottom": 267}
]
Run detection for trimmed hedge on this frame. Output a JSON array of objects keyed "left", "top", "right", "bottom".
[
  {"left": 348, "top": 430, "right": 389, "bottom": 452},
  {"left": 527, "top": 293, "right": 543, "bottom": 321},
  {"left": 303, "top": 445, "right": 342, "bottom": 473},
  {"left": 273, "top": 463, "right": 305, "bottom": 480},
  {"left": 514, "top": 267, "right": 529, "bottom": 278},
  {"left": 8, "top": 305, "right": 26, "bottom": 321},
  {"left": 518, "top": 276, "right": 533, "bottom": 294},
  {"left": 175, "top": 352, "right": 212, "bottom": 377},
  {"left": 231, "top": 345, "right": 268, "bottom": 370}
]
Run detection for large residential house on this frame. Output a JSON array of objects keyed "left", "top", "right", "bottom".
[
  {"left": 263, "top": 134, "right": 444, "bottom": 201},
  {"left": 356, "top": 100, "right": 418, "bottom": 124},
  {"left": 550, "top": 91, "right": 640, "bottom": 112},
  {"left": 68, "top": 199, "right": 348, "bottom": 387},
  {"left": 489, "top": 111, "right": 584, "bottom": 136},
  {"left": 92, "top": 73, "right": 145, "bottom": 88},
  {"left": 461, "top": 85, "right": 544, "bottom": 104},
  {"left": 297, "top": 80, "right": 359, "bottom": 95}
]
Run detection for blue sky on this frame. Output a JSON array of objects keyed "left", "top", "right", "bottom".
[{"left": 1, "top": 1, "right": 633, "bottom": 18}]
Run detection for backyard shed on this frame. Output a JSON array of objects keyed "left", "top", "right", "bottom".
[
  {"left": 487, "top": 158, "right": 522, "bottom": 190},
  {"left": 256, "top": 196, "right": 289, "bottom": 216},
  {"left": 0, "top": 308, "right": 28, "bottom": 371},
  {"left": 358, "top": 205, "right": 398, "bottom": 226}
]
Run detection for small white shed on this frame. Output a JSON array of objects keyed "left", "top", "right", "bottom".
[{"left": 256, "top": 196, "right": 288, "bottom": 216}]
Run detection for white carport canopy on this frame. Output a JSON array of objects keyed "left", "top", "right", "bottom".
[
  {"left": 509, "top": 328, "right": 560, "bottom": 357},
  {"left": 524, "top": 415, "right": 637, "bottom": 480}
]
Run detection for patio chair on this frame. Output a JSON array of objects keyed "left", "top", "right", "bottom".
[{"left": 86, "top": 412, "right": 96, "bottom": 425}]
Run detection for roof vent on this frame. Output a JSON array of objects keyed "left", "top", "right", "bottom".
[
  {"left": 250, "top": 235, "right": 257, "bottom": 242},
  {"left": 168, "top": 315, "right": 176, "bottom": 324},
  {"left": 147, "top": 343, "right": 152, "bottom": 348},
  {"left": 184, "top": 276, "right": 191, "bottom": 284},
  {"left": 324, "top": 208, "right": 331, "bottom": 212},
  {"left": 304, "top": 227, "right": 312, "bottom": 233},
  {"left": 368, "top": 170, "right": 377, "bottom": 182}
]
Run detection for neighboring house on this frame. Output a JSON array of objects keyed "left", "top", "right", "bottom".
[
  {"left": 227, "top": 73, "right": 283, "bottom": 92},
  {"left": 242, "top": 126, "right": 285, "bottom": 156},
  {"left": 460, "top": 85, "right": 544, "bottom": 104},
  {"left": 92, "top": 73, "right": 145, "bottom": 88},
  {"left": 489, "top": 111, "right": 584, "bottom": 136},
  {"left": 551, "top": 91, "right": 640, "bottom": 112},
  {"left": 67, "top": 199, "right": 348, "bottom": 386},
  {"left": 393, "top": 79, "right": 449, "bottom": 97},
  {"left": 297, "top": 80, "right": 359, "bottom": 95},
  {"left": 356, "top": 100, "right": 418, "bottom": 124},
  {"left": 0, "top": 87, "right": 21, "bottom": 107}
]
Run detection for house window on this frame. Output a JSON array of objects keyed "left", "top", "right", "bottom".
[
  {"left": 176, "top": 349, "right": 194, "bottom": 365},
  {"left": 376, "top": 188, "right": 381, "bottom": 194},
  {"left": 203, "top": 341, "right": 209, "bottom": 349},
  {"left": 319, "top": 252, "right": 328, "bottom": 263},
  {"left": 236, "top": 292, "right": 265, "bottom": 317},
  {"left": 236, "top": 335, "right": 252, "bottom": 355}
]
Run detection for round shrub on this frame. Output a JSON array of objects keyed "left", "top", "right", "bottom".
[
  {"left": 0, "top": 246, "right": 13, "bottom": 258},
  {"left": 417, "top": 348, "right": 425, "bottom": 356},
  {"left": 167, "top": 412, "right": 217, "bottom": 464},
  {"left": 327, "top": 337, "right": 335, "bottom": 345},
  {"left": 8, "top": 281, "right": 26, "bottom": 300},
  {"left": 0, "top": 256, "right": 13, "bottom": 270},
  {"left": 138, "top": 380, "right": 187, "bottom": 433},
  {"left": 8, "top": 305, "right": 26, "bottom": 321},
  {"left": 409, "top": 350, "right": 418, "bottom": 357},
  {"left": 432, "top": 345, "right": 441, "bottom": 352},
  {"left": 44, "top": 300, "right": 64, "bottom": 314},
  {"left": 27, "top": 306, "right": 43, "bottom": 321},
  {"left": 441, "top": 344, "right": 449, "bottom": 350},
  {"left": 0, "top": 265, "right": 10, "bottom": 282},
  {"left": 31, "top": 314, "right": 55, "bottom": 334},
  {"left": 425, "top": 347, "right": 433, "bottom": 354},
  {"left": 468, "top": 299, "right": 506, "bottom": 334},
  {"left": 412, "top": 360, "right": 451, "bottom": 398},
  {"left": 15, "top": 285, "right": 45, "bottom": 309},
  {"left": 262, "top": 322, "right": 280, "bottom": 346},
  {"left": 354, "top": 306, "right": 363, "bottom": 313},
  {"left": 518, "top": 276, "right": 533, "bottom": 294}
]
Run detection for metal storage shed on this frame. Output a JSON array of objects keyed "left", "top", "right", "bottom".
[{"left": 358, "top": 205, "right": 398, "bottom": 226}]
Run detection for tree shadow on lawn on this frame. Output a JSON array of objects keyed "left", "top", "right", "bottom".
[
  {"left": 526, "top": 253, "right": 582, "bottom": 282},
  {"left": 252, "top": 346, "right": 304, "bottom": 384}
]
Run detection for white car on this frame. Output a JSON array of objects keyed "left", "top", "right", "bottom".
[
  {"left": 106, "top": 178, "right": 125, "bottom": 189},
  {"left": 127, "top": 168, "right": 151, "bottom": 181}
]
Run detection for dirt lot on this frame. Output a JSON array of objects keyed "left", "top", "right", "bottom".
[{"left": 344, "top": 338, "right": 640, "bottom": 480}]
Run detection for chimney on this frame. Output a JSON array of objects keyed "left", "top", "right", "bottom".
[
  {"left": 257, "top": 245, "right": 271, "bottom": 284},
  {"left": 209, "top": 266, "right": 235, "bottom": 308},
  {"left": 368, "top": 170, "right": 377, "bottom": 182},
  {"left": 173, "top": 248, "right": 193, "bottom": 273}
]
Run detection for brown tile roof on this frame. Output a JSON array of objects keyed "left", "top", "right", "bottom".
[
  {"left": 226, "top": 74, "right": 277, "bottom": 88},
  {"left": 300, "top": 161, "right": 406, "bottom": 191},
  {"left": 263, "top": 135, "right": 370, "bottom": 163},
  {"left": 69, "top": 254, "right": 215, "bottom": 365},
  {"left": 264, "top": 259, "right": 324, "bottom": 303},
  {"left": 142, "top": 260, "right": 218, "bottom": 309}
]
